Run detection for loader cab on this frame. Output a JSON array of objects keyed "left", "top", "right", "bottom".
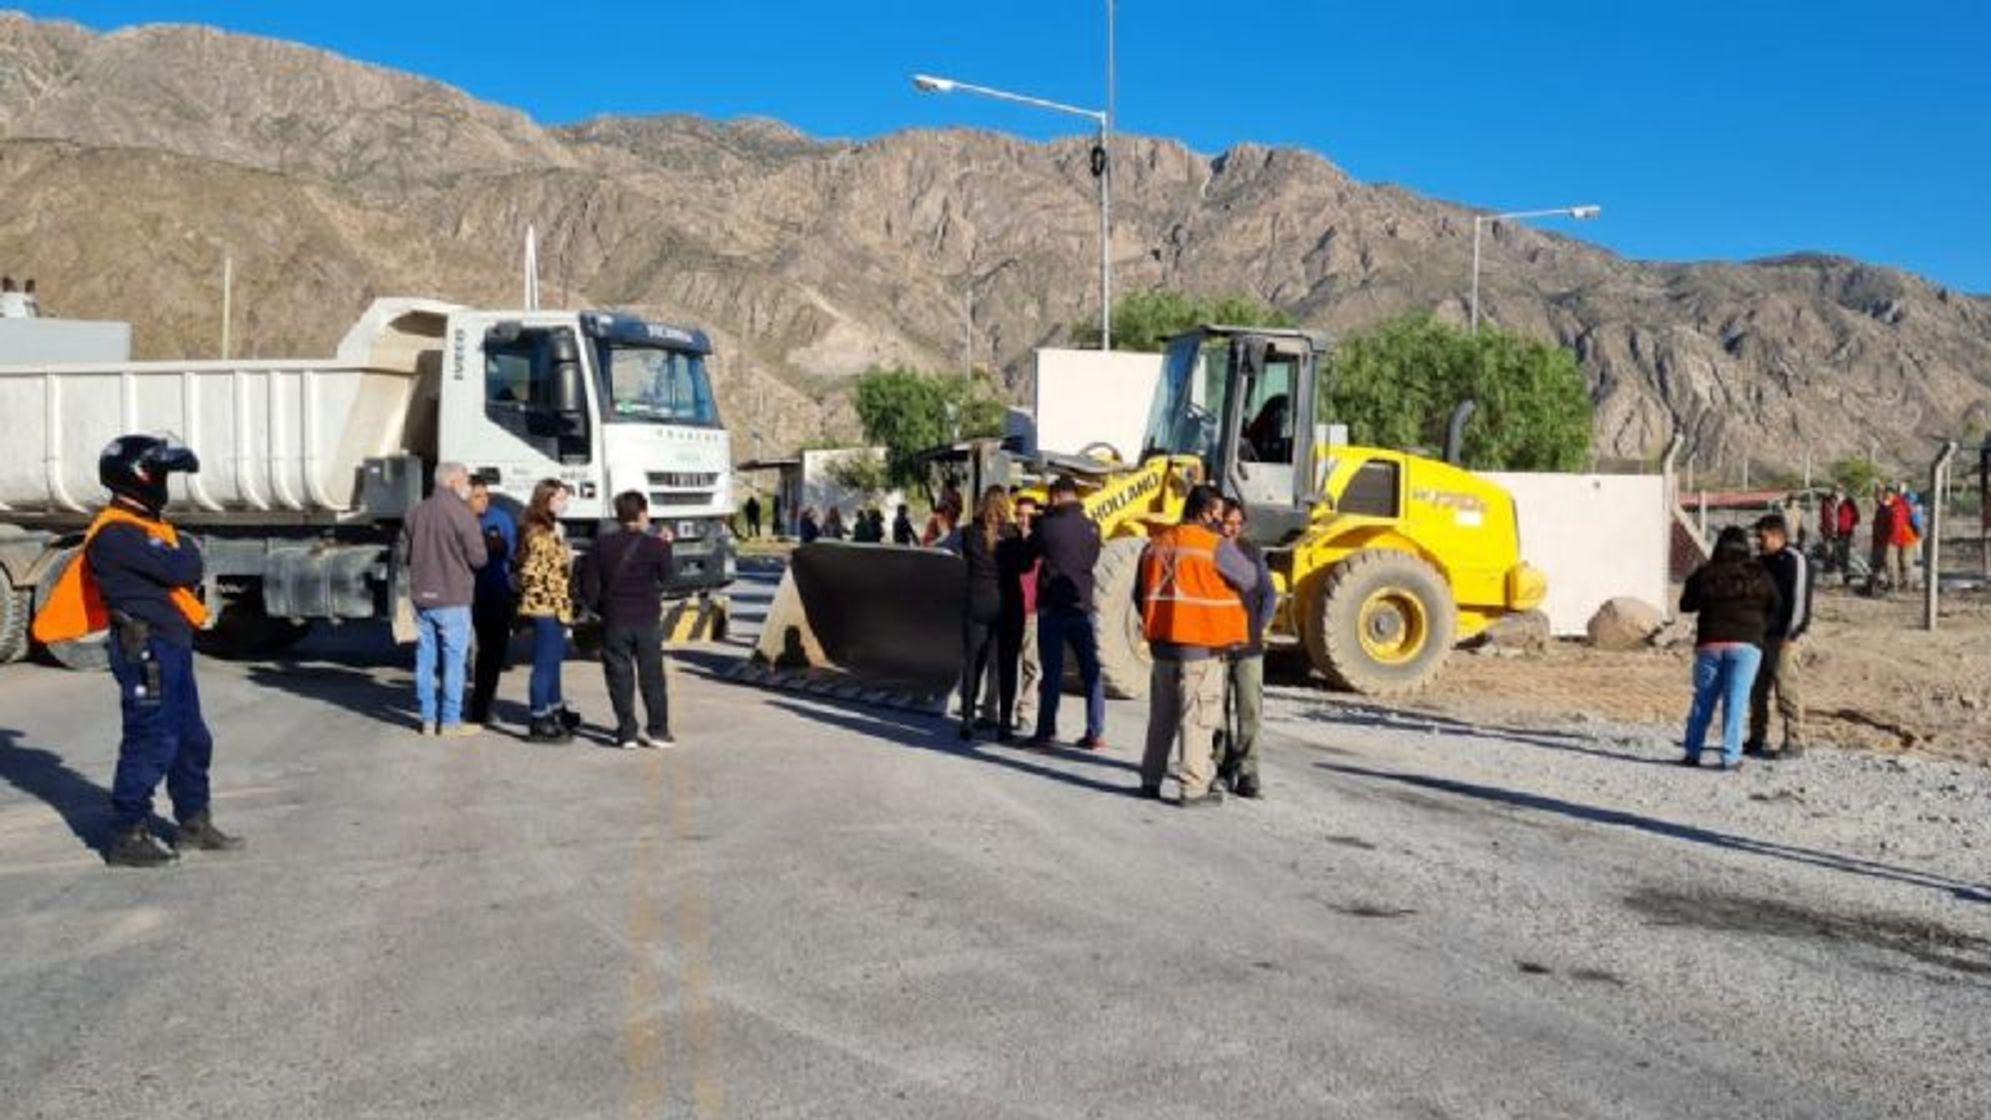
[{"left": 1143, "top": 326, "right": 1326, "bottom": 543}]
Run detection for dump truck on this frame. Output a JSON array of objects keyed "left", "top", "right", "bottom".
[
  {"left": 758, "top": 325, "right": 1544, "bottom": 700},
  {"left": 0, "top": 298, "right": 735, "bottom": 668}
]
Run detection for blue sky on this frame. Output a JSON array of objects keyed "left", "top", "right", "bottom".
[{"left": 34, "top": 0, "right": 1991, "bottom": 293}]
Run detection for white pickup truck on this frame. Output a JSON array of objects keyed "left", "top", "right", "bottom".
[{"left": 0, "top": 298, "right": 735, "bottom": 667}]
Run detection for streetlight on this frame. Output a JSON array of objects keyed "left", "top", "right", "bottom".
[
  {"left": 912, "top": 72, "right": 1112, "bottom": 350},
  {"left": 1470, "top": 204, "right": 1601, "bottom": 332}
]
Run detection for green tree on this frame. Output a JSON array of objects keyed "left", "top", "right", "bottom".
[
  {"left": 1073, "top": 289, "right": 1295, "bottom": 352},
  {"left": 851, "top": 364, "right": 1007, "bottom": 486},
  {"left": 1322, "top": 314, "right": 1592, "bottom": 471},
  {"left": 1831, "top": 456, "right": 1881, "bottom": 495}
]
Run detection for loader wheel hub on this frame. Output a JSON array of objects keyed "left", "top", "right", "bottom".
[{"left": 1358, "top": 588, "right": 1428, "bottom": 665}]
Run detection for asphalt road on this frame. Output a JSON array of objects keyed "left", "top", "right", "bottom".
[{"left": 2, "top": 572, "right": 1986, "bottom": 1118}]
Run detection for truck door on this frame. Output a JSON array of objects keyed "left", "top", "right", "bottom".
[{"left": 458, "top": 323, "right": 596, "bottom": 507}]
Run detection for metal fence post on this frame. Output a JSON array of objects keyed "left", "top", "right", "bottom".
[{"left": 1925, "top": 440, "right": 1958, "bottom": 631}]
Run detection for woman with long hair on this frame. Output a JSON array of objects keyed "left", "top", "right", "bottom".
[
  {"left": 956, "top": 486, "right": 1014, "bottom": 741},
  {"left": 516, "top": 479, "right": 578, "bottom": 743},
  {"left": 1678, "top": 525, "right": 1780, "bottom": 769}
]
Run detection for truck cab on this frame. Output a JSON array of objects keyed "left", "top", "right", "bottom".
[{"left": 440, "top": 309, "right": 735, "bottom": 593}]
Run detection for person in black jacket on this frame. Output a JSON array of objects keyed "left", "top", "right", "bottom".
[
  {"left": 1746, "top": 514, "right": 1811, "bottom": 760},
  {"left": 1678, "top": 525, "right": 1782, "bottom": 770},
  {"left": 47, "top": 436, "right": 245, "bottom": 866},
  {"left": 583, "top": 491, "right": 677, "bottom": 749},
  {"left": 1029, "top": 476, "right": 1106, "bottom": 750},
  {"left": 956, "top": 487, "right": 1013, "bottom": 741}
]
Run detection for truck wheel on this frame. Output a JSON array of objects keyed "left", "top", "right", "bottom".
[
  {"left": 0, "top": 584, "right": 30, "bottom": 664},
  {"left": 1091, "top": 536, "right": 1151, "bottom": 700},
  {"left": 1302, "top": 550, "right": 1455, "bottom": 697},
  {"left": 32, "top": 549, "right": 110, "bottom": 672}
]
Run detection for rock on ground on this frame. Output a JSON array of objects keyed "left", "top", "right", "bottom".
[{"left": 1588, "top": 597, "right": 1666, "bottom": 651}]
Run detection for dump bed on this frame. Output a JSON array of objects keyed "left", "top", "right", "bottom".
[{"left": 0, "top": 299, "right": 454, "bottom": 523}]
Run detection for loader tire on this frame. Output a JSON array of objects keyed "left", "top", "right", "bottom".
[
  {"left": 0, "top": 583, "right": 30, "bottom": 664},
  {"left": 1091, "top": 536, "right": 1151, "bottom": 700},
  {"left": 1302, "top": 549, "right": 1455, "bottom": 698},
  {"left": 32, "top": 549, "right": 109, "bottom": 672}
]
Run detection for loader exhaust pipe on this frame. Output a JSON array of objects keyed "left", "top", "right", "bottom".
[{"left": 1444, "top": 400, "right": 1478, "bottom": 466}]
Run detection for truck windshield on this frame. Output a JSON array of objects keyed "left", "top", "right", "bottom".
[
  {"left": 597, "top": 343, "right": 721, "bottom": 427},
  {"left": 1143, "top": 335, "right": 1229, "bottom": 462}
]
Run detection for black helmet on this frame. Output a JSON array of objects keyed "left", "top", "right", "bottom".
[{"left": 100, "top": 434, "right": 200, "bottom": 513}]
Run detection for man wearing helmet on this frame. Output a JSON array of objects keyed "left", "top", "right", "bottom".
[{"left": 32, "top": 435, "right": 244, "bottom": 868}]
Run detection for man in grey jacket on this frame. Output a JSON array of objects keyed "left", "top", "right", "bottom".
[
  {"left": 397, "top": 462, "right": 489, "bottom": 736},
  {"left": 1217, "top": 498, "right": 1278, "bottom": 799}
]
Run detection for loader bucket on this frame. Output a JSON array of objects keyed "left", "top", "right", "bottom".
[{"left": 752, "top": 542, "right": 965, "bottom": 695}]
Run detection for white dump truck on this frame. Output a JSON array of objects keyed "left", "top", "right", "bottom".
[{"left": 0, "top": 298, "right": 735, "bottom": 668}]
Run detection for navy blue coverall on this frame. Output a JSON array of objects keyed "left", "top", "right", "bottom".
[{"left": 86, "top": 520, "right": 213, "bottom": 831}]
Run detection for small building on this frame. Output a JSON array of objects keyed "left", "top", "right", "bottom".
[{"left": 737, "top": 446, "right": 903, "bottom": 538}]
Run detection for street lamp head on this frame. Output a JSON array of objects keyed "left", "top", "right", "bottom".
[
  {"left": 911, "top": 74, "right": 956, "bottom": 94},
  {"left": 1570, "top": 205, "right": 1602, "bottom": 220}
]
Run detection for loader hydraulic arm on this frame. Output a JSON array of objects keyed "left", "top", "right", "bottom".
[{"left": 1076, "top": 455, "right": 1190, "bottom": 537}]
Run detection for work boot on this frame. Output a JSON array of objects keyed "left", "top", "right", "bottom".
[
  {"left": 173, "top": 811, "right": 245, "bottom": 852},
  {"left": 527, "top": 715, "right": 572, "bottom": 744},
  {"left": 1233, "top": 774, "right": 1262, "bottom": 800},
  {"left": 1136, "top": 784, "right": 1162, "bottom": 800},
  {"left": 106, "top": 825, "right": 178, "bottom": 868},
  {"left": 558, "top": 706, "right": 583, "bottom": 733},
  {"left": 1075, "top": 734, "right": 1106, "bottom": 751}
]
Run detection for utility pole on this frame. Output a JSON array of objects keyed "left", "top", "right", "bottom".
[
  {"left": 1925, "top": 441, "right": 1959, "bottom": 630},
  {"left": 219, "top": 254, "right": 233, "bottom": 360}
]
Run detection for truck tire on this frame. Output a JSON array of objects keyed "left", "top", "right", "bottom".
[
  {"left": 0, "top": 583, "right": 30, "bottom": 664},
  {"left": 1091, "top": 536, "right": 1151, "bottom": 700},
  {"left": 32, "top": 548, "right": 110, "bottom": 672},
  {"left": 1301, "top": 549, "right": 1456, "bottom": 697}
]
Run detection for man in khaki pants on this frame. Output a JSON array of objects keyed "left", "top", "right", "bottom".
[
  {"left": 1135, "top": 485, "right": 1258, "bottom": 807},
  {"left": 1747, "top": 513, "right": 1811, "bottom": 760}
]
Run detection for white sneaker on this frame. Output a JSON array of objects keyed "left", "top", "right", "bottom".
[
  {"left": 617, "top": 739, "right": 641, "bottom": 751},
  {"left": 638, "top": 731, "right": 675, "bottom": 749}
]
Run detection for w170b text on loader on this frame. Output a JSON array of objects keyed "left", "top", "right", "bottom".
[{"left": 756, "top": 326, "right": 1545, "bottom": 702}]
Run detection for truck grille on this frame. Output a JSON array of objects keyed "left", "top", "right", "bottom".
[
  {"left": 649, "top": 491, "right": 713, "bottom": 507},
  {"left": 647, "top": 471, "right": 719, "bottom": 489}
]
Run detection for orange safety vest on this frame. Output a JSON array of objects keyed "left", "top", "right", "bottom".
[
  {"left": 31, "top": 506, "right": 208, "bottom": 644},
  {"left": 1138, "top": 522, "right": 1248, "bottom": 650}
]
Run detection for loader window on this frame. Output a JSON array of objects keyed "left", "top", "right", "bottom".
[
  {"left": 1239, "top": 358, "right": 1296, "bottom": 464},
  {"left": 1338, "top": 458, "right": 1401, "bottom": 519},
  {"left": 1144, "top": 337, "right": 1229, "bottom": 462}
]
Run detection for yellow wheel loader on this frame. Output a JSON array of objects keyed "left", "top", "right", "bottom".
[{"left": 752, "top": 326, "right": 1544, "bottom": 702}]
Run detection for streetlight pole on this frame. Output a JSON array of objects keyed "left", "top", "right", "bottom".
[
  {"left": 1470, "top": 204, "right": 1601, "bottom": 332},
  {"left": 913, "top": 73, "right": 1112, "bottom": 350}
]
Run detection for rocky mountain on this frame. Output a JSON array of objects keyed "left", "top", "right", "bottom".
[{"left": 2, "top": 13, "right": 1986, "bottom": 474}]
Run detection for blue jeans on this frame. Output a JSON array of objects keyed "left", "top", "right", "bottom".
[
  {"left": 528, "top": 617, "right": 567, "bottom": 717},
  {"left": 1684, "top": 645, "right": 1763, "bottom": 763},
  {"left": 415, "top": 605, "right": 472, "bottom": 728},
  {"left": 1035, "top": 608, "right": 1105, "bottom": 741},
  {"left": 107, "top": 632, "right": 213, "bottom": 830}
]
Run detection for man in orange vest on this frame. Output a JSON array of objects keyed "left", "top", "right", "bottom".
[
  {"left": 1135, "top": 484, "right": 1259, "bottom": 807},
  {"left": 32, "top": 435, "right": 242, "bottom": 867}
]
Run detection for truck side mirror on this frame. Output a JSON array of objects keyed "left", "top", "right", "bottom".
[{"left": 548, "top": 330, "right": 586, "bottom": 415}]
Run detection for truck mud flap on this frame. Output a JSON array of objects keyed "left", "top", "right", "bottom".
[{"left": 741, "top": 542, "right": 964, "bottom": 707}]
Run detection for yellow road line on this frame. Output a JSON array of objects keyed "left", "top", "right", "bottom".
[
  {"left": 668, "top": 744, "right": 726, "bottom": 1119},
  {"left": 623, "top": 749, "right": 670, "bottom": 1118}
]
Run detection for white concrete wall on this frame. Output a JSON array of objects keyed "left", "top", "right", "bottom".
[
  {"left": 1483, "top": 472, "right": 1670, "bottom": 636},
  {"left": 1031, "top": 348, "right": 1163, "bottom": 460},
  {"left": 0, "top": 318, "right": 131, "bottom": 363},
  {"left": 799, "top": 447, "right": 904, "bottom": 521}
]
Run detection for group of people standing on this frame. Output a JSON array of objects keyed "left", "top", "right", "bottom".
[
  {"left": 943, "top": 478, "right": 1275, "bottom": 807},
  {"left": 1813, "top": 481, "right": 1926, "bottom": 595},
  {"left": 399, "top": 464, "right": 677, "bottom": 750},
  {"left": 1676, "top": 513, "right": 1812, "bottom": 769}
]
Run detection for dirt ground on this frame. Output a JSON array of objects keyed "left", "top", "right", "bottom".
[{"left": 1417, "top": 587, "right": 1991, "bottom": 763}]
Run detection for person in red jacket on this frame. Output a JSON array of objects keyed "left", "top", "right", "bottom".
[{"left": 1831, "top": 485, "right": 1859, "bottom": 577}]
